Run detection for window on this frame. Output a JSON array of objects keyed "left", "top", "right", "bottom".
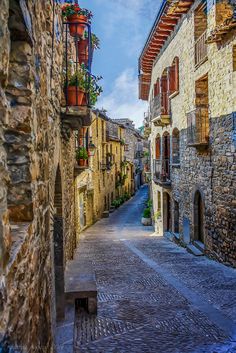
[
  {"left": 172, "top": 128, "right": 180, "bottom": 164},
  {"left": 187, "top": 75, "right": 209, "bottom": 146},
  {"left": 157, "top": 191, "right": 161, "bottom": 211}
]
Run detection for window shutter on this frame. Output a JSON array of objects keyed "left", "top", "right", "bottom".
[
  {"left": 168, "top": 66, "right": 176, "bottom": 94},
  {"left": 155, "top": 137, "right": 161, "bottom": 159},
  {"left": 174, "top": 57, "right": 179, "bottom": 92}
]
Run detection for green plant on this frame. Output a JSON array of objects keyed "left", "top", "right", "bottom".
[
  {"left": 86, "top": 75, "right": 103, "bottom": 107},
  {"left": 120, "top": 138, "right": 125, "bottom": 146},
  {"left": 143, "top": 207, "right": 151, "bottom": 219},
  {"left": 67, "top": 67, "right": 87, "bottom": 89},
  {"left": 75, "top": 147, "right": 88, "bottom": 160},
  {"left": 146, "top": 199, "right": 152, "bottom": 208},
  {"left": 83, "top": 32, "right": 100, "bottom": 50},
  {"left": 153, "top": 210, "right": 161, "bottom": 221},
  {"left": 62, "top": 3, "right": 93, "bottom": 20},
  {"left": 144, "top": 151, "right": 150, "bottom": 157}
]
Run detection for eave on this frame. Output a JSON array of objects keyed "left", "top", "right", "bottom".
[{"left": 138, "top": 0, "right": 194, "bottom": 101}]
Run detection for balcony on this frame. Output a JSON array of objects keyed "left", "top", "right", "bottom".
[
  {"left": 187, "top": 107, "right": 209, "bottom": 148},
  {"left": 150, "top": 93, "right": 171, "bottom": 126},
  {"left": 195, "top": 31, "right": 207, "bottom": 68},
  {"left": 153, "top": 158, "right": 171, "bottom": 188},
  {"left": 61, "top": 20, "right": 93, "bottom": 130}
]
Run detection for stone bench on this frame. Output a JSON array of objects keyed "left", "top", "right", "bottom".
[{"left": 65, "top": 259, "right": 97, "bottom": 315}]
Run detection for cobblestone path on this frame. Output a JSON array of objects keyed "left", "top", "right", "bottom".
[{"left": 75, "top": 186, "right": 236, "bottom": 353}]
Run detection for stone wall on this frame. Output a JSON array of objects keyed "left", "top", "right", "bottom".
[
  {"left": 149, "top": 0, "right": 236, "bottom": 267},
  {"left": 0, "top": 0, "right": 78, "bottom": 351}
]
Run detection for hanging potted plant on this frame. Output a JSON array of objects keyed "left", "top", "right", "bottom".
[
  {"left": 66, "top": 67, "right": 86, "bottom": 106},
  {"left": 62, "top": 3, "right": 93, "bottom": 37},
  {"left": 75, "top": 147, "right": 88, "bottom": 166},
  {"left": 78, "top": 33, "right": 100, "bottom": 65}
]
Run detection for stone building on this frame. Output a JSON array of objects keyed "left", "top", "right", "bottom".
[
  {"left": 139, "top": 0, "right": 236, "bottom": 266},
  {"left": 74, "top": 110, "right": 132, "bottom": 237},
  {"left": 114, "top": 118, "right": 148, "bottom": 190},
  {"left": 0, "top": 0, "right": 96, "bottom": 351}
]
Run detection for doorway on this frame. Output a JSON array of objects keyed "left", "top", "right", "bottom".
[
  {"left": 163, "top": 192, "right": 171, "bottom": 232},
  {"left": 193, "top": 191, "right": 204, "bottom": 243}
]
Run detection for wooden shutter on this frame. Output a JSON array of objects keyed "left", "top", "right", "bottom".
[
  {"left": 155, "top": 137, "right": 161, "bottom": 159},
  {"left": 174, "top": 57, "right": 179, "bottom": 92},
  {"left": 168, "top": 66, "right": 176, "bottom": 94}
]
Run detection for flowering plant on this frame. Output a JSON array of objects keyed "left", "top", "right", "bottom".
[
  {"left": 83, "top": 32, "right": 100, "bottom": 50},
  {"left": 62, "top": 3, "right": 93, "bottom": 20}
]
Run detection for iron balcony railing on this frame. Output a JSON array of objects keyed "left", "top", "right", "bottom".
[
  {"left": 187, "top": 106, "right": 209, "bottom": 146},
  {"left": 153, "top": 158, "right": 171, "bottom": 183},
  {"left": 150, "top": 92, "right": 170, "bottom": 120},
  {"left": 195, "top": 31, "right": 207, "bottom": 67},
  {"left": 63, "top": 20, "right": 93, "bottom": 108}
]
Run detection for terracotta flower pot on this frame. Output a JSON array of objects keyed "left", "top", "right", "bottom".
[
  {"left": 67, "top": 14, "right": 87, "bottom": 37},
  {"left": 78, "top": 159, "right": 85, "bottom": 166},
  {"left": 78, "top": 40, "right": 88, "bottom": 65},
  {"left": 78, "top": 39, "right": 95, "bottom": 65},
  {"left": 67, "top": 87, "right": 84, "bottom": 106}
]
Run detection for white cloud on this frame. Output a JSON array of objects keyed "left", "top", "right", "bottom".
[{"left": 97, "top": 68, "right": 148, "bottom": 128}]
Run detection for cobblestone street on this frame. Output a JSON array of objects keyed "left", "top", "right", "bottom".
[{"left": 74, "top": 186, "right": 236, "bottom": 353}]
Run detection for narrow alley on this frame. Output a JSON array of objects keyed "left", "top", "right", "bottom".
[{"left": 61, "top": 186, "right": 236, "bottom": 353}]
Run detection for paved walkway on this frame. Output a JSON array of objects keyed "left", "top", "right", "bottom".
[{"left": 74, "top": 185, "right": 236, "bottom": 353}]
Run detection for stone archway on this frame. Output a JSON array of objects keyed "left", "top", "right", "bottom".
[
  {"left": 53, "top": 167, "right": 65, "bottom": 320},
  {"left": 163, "top": 192, "right": 171, "bottom": 232},
  {"left": 193, "top": 190, "right": 204, "bottom": 243}
]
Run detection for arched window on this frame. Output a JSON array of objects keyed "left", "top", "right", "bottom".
[
  {"left": 172, "top": 128, "right": 180, "bottom": 164},
  {"left": 168, "top": 57, "right": 179, "bottom": 96}
]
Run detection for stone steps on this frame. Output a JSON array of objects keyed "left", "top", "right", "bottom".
[{"left": 187, "top": 244, "right": 204, "bottom": 256}]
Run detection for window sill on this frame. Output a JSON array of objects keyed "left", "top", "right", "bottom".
[{"left": 169, "top": 90, "right": 179, "bottom": 99}]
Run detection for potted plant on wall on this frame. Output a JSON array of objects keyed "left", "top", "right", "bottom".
[
  {"left": 76, "top": 146, "right": 88, "bottom": 166},
  {"left": 78, "top": 33, "right": 100, "bottom": 65},
  {"left": 62, "top": 3, "right": 93, "bottom": 37},
  {"left": 65, "top": 67, "right": 87, "bottom": 106}
]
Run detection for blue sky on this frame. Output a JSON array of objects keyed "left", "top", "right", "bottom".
[{"left": 78, "top": 0, "right": 161, "bottom": 128}]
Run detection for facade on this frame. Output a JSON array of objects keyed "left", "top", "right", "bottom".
[
  {"left": 114, "top": 118, "right": 148, "bottom": 190},
  {"left": 139, "top": 0, "right": 236, "bottom": 267},
  {"left": 75, "top": 111, "right": 132, "bottom": 238},
  {"left": 0, "top": 1, "right": 96, "bottom": 351}
]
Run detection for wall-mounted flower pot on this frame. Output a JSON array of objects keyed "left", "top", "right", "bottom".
[
  {"left": 141, "top": 217, "right": 152, "bottom": 226},
  {"left": 78, "top": 159, "right": 88, "bottom": 167},
  {"left": 67, "top": 14, "right": 87, "bottom": 37},
  {"left": 67, "top": 87, "right": 84, "bottom": 106}
]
